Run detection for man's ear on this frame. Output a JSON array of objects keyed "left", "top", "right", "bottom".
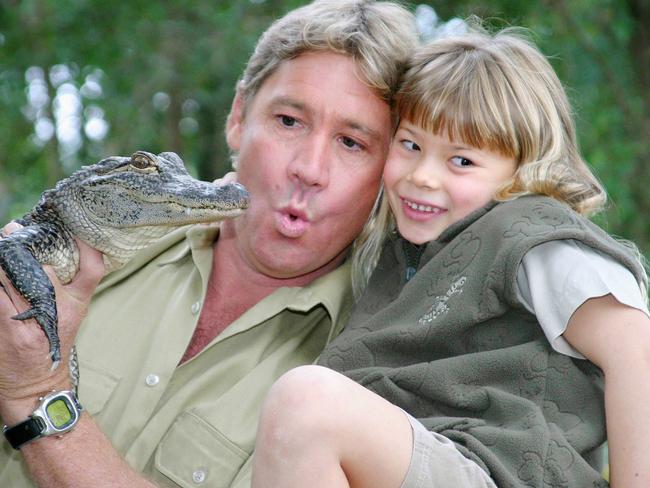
[{"left": 225, "top": 88, "right": 245, "bottom": 152}]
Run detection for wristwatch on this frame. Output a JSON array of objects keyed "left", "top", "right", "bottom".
[{"left": 3, "top": 390, "right": 83, "bottom": 449}]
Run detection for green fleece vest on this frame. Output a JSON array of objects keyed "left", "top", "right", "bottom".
[{"left": 319, "top": 195, "right": 646, "bottom": 488}]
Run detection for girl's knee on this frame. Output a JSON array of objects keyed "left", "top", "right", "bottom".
[
  {"left": 265, "top": 366, "right": 345, "bottom": 415},
  {"left": 258, "top": 366, "right": 349, "bottom": 441}
]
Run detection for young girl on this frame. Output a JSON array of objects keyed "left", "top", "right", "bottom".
[{"left": 250, "top": 28, "right": 650, "bottom": 488}]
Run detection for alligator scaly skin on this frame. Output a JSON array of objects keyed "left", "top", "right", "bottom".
[{"left": 0, "top": 151, "right": 249, "bottom": 369}]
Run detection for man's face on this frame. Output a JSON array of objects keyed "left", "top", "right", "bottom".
[{"left": 226, "top": 51, "right": 391, "bottom": 279}]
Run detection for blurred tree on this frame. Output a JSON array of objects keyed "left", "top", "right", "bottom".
[
  {"left": 0, "top": 0, "right": 303, "bottom": 215},
  {"left": 0, "top": 0, "right": 648, "bottom": 263}
]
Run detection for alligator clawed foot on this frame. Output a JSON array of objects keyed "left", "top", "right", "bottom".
[
  {"left": 11, "top": 305, "right": 61, "bottom": 369},
  {"left": 12, "top": 308, "right": 39, "bottom": 321}
]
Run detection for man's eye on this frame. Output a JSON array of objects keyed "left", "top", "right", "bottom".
[
  {"left": 278, "top": 115, "right": 298, "bottom": 127},
  {"left": 451, "top": 156, "right": 473, "bottom": 167},
  {"left": 341, "top": 136, "right": 362, "bottom": 150},
  {"left": 401, "top": 139, "right": 420, "bottom": 152}
]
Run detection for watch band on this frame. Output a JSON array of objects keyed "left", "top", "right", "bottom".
[
  {"left": 3, "top": 417, "right": 47, "bottom": 449},
  {"left": 2, "top": 390, "right": 82, "bottom": 450}
]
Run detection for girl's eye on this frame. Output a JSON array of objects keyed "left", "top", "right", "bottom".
[
  {"left": 401, "top": 139, "right": 420, "bottom": 152},
  {"left": 451, "top": 156, "right": 473, "bottom": 167},
  {"left": 278, "top": 115, "right": 298, "bottom": 127}
]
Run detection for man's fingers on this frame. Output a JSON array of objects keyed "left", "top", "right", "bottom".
[
  {"left": 0, "top": 268, "right": 28, "bottom": 315},
  {"left": 0, "top": 270, "right": 19, "bottom": 315},
  {"left": 0, "top": 222, "right": 28, "bottom": 310},
  {"left": 70, "top": 238, "right": 105, "bottom": 292},
  {"left": 1, "top": 222, "right": 105, "bottom": 291},
  {"left": 212, "top": 171, "right": 238, "bottom": 186},
  {"left": 0, "top": 221, "right": 23, "bottom": 303},
  {"left": 1, "top": 221, "right": 23, "bottom": 238}
]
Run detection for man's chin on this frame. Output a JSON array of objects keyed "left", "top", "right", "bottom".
[{"left": 258, "top": 249, "right": 340, "bottom": 282}]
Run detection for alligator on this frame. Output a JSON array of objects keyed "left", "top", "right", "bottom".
[{"left": 0, "top": 151, "right": 249, "bottom": 369}]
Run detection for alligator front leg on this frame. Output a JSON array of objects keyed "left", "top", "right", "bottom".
[{"left": 0, "top": 228, "right": 63, "bottom": 368}]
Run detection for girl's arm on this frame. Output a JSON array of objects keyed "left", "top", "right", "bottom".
[{"left": 563, "top": 293, "right": 650, "bottom": 487}]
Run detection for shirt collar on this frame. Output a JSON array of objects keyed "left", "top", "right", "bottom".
[
  {"left": 213, "top": 259, "right": 352, "bottom": 344},
  {"left": 287, "top": 260, "right": 352, "bottom": 342},
  {"left": 96, "top": 222, "right": 353, "bottom": 341}
]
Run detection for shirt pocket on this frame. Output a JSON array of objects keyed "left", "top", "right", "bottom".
[
  {"left": 153, "top": 411, "right": 249, "bottom": 488},
  {"left": 78, "top": 359, "right": 121, "bottom": 416}
]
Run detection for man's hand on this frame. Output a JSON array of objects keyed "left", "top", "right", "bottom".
[
  {"left": 0, "top": 222, "right": 105, "bottom": 422},
  {"left": 212, "top": 171, "right": 238, "bottom": 186}
]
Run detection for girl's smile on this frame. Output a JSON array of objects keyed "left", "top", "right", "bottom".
[
  {"left": 400, "top": 197, "right": 447, "bottom": 222},
  {"left": 383, "top": 121, "right": 518, "bottom": 244}
]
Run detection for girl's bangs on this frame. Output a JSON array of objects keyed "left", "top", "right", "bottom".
[{"left": 398, "top": 50, "right": 522, "bottom": 161}]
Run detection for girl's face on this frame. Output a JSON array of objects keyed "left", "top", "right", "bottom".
[{"left": 383, "top": 120, "right": 518, "bottom": 244}]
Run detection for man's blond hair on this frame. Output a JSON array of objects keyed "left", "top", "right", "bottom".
[{"left": 237, "top": 0, "right": 418, "bottom": 124}]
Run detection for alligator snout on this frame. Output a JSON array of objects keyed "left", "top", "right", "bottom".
[{"left": 214, "top": 181, "right": 250, "bottom": 209}]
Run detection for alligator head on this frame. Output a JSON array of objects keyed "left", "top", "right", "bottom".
[
  {"left": 0, "top": 150, "right": 249, "bottom": 368},
  {"left": 46, "top": 150, "right": 250, "bottom": 270}
]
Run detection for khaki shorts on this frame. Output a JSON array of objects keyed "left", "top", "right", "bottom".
[{"left": 400, "top": 412, "right": 497, "bottom": 488}]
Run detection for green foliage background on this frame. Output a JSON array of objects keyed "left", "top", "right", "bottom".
[{"left": 1, "top": 0, "right": 648, "bottom": 262}]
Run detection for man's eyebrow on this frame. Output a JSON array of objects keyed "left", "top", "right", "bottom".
[
  {"left": 342, "top": 119, "right": 383, "bottom": 142},
  {"left": 269, "top": 96, "right": 306, "bottom": 112}
]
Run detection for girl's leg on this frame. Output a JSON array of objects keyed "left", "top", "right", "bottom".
[{"left": 251, "top": 365, "right": 413, "bottom": 488}]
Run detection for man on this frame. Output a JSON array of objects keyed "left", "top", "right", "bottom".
[{"left": 0, "top": 1, "right": 418, "bottom": 486}]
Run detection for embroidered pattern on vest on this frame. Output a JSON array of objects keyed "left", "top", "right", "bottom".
[{"left": 418, "top": 275, "right": 466, "bottom": 325}]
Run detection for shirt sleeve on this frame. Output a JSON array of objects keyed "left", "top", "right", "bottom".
[{"left": 516, "top": 239, "right": 649, "bottom": 359}]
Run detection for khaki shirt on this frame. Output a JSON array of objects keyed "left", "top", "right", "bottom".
[{"left": 0, "top": 224, "right": 352, "bottom": 487}]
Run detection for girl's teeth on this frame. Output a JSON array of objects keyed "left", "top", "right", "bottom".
[{"left": 406, "top": 200, "right": 439, "bottom": 213}]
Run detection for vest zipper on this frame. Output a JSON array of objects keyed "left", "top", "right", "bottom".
[{"left": 402, "top": 240, "right": 426, "bottom": 282}]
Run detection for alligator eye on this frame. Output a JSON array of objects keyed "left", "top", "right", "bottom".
[{"left": 129, "top": 151, "right": 156, "bottom": 171}]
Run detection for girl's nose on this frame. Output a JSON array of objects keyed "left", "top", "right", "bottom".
[{"left": 408, "top": 159, "right": 441, "bottom": 190}]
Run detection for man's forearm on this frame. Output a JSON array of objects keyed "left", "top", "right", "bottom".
[{"left": 18, "top": 414, "right": 156, "bottom": 488}]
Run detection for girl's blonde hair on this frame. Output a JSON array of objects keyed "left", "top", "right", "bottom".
[{"left": 352, "top": 25, "right": 611, "bottom": 298}]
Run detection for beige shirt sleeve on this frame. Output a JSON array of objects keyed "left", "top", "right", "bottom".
[{"left": 516, "top": 239, "right": 649, "bottom": 359}]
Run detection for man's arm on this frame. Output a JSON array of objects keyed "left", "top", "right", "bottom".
[
  {"left": 0, "top": 226, "right": 155, "bottom": 487},
  {"left": 5, "top": 414, "right": 156, "bottom": 487},
  {"left": 563, "top": 293, "right": 650, "bottom": 487}
]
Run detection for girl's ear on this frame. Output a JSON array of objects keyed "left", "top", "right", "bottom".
[{"left": 225, "top": 88, "right": 245, "bottom": 151}]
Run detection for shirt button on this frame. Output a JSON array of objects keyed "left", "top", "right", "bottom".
[
  {"left": 192, "top": 470, "right": 206, "bottom": 484},
  {"left": 145, "top": 374, "right": 160, "bottom": 387},
  {"left": 191, "top": 301, "right": 201, "bottom": 314}
]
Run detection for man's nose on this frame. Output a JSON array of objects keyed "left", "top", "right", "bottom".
[{"left": 288, "top": 134, "right": 330, "bottom": 188}]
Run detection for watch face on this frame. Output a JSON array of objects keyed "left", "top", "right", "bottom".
[{"left": 45, "top": 398, "right": 74, "bottom": 429}]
